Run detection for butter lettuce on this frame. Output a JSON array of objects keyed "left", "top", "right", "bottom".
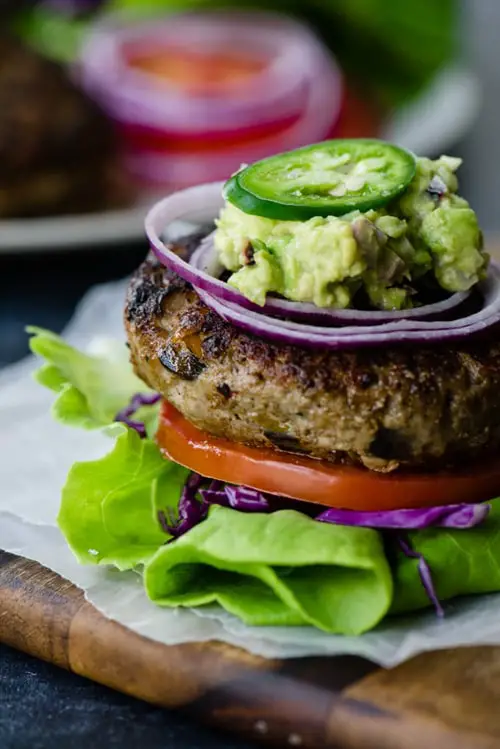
[
  {"left": 27, "top": 327, "right": 155, "bottom": 431},
  {"left": 58, "top": 429, "right": 190, "bottom": 569},
  {"left": 145, "top": 507, "right": 392, "bottom": 634},
  {"left": 393, "top": 502, "right": 500, "bottom": 614}
]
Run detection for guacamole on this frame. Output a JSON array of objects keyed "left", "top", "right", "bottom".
[{"left": 214, "top": 156, "right": 487, "bottom": 310}]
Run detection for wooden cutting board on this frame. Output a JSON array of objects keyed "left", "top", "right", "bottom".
[{"left": 2, "top": 550, "right": 500, "bottom": 749}]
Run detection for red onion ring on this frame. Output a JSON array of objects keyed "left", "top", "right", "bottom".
[
  {"left": 196, "top": 265, "right": 500, "bottom": 349},
  {"left": 79, "top": 12, "right": 341, "bottom": 144},
  {"left": 146, "top": 182, "right": 499, "bottom": 350},
  {"left": 146, "top": 182, "right": 471, "bottom": 325},
  {"left": 190, "top": 232, "right": 471, "bottom": 325},
  {"left": 147, "top": 181, "right": 258, "bottom": 301}
]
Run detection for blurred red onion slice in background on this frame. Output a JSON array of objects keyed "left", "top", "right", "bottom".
[{"left": 78, "top": 11, "right": 343, "bottom": 190}]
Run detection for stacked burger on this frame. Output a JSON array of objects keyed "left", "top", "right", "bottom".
[{"left": 31, "top": 140, "right": 500, "bottom": 634}]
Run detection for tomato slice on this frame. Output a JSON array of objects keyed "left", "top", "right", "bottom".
[
  {"left": 157, "top": 401, "right": 500, "bottom": 512},
  {"left": 224, "top": 139, "right": 416, "bottom": 221}
]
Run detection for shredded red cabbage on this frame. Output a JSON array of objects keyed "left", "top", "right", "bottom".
[
  {"left": 158, "top": 473, "right": 205, "bottom": 538},
  {"left": 223, "top": 485, "right": 270, "bottom": 511},
  {"left": 158, "top": 473, "right": 490, "bottom": 540},
  {"left": 115, "top": 392, "right": 161, "bottom": 438},
  {"left": 178, "top": 473, "right": 205, "bottom": 524},
  {"left": 397, "top": 536, "right": 445, "bottom": 618},
  {"left": 316, "top": 503, "right": 490, "bottom": 530},
  {"left": 160, "top": 478, "right": 270, "bottom": 538},
  {"left": 198, "top": 481, "right": 226, "bottom": 509}
]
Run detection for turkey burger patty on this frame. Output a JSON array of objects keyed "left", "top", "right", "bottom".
[{"left": 125, "top": 251, "right": 500, "bottom": 474}]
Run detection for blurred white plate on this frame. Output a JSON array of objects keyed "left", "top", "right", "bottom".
[{"left": 0, "top": 64, "right": 480, "bottom": 254}]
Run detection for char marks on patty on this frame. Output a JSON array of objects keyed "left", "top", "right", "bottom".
[{"left": 125, "top": 251, "right": 500, "bottom": 473}]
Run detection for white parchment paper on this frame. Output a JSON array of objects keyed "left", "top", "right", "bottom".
[{"left": 2, "top": 279, "right": 500, "bottom": 667}]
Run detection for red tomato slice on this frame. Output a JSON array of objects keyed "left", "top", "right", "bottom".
[{"left": 157, "top": 401, "right": 500, "bottom": 512}]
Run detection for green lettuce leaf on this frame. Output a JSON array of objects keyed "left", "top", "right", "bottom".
[
  {"left": 28, "top": 327, "right": 155, "bottom": 431},
  {"left": 145, "top": 506, "right": 393, "bottom": 634},
  {"left": 392, "top": 500, "right": 500, "bottom": 614},
  {"left": 145, "top": 502, "right": 500, "bottom": 631},
  {"left": 58, "top": 429, "right": 190, "bottom": 569}
]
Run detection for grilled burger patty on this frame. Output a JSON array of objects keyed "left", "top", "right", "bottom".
[
  {"left": 125, "top": 251, "right": 500, "bottom": 473},
  {"left": 0, "top": 36, "right": 131, "bottom": 218}
]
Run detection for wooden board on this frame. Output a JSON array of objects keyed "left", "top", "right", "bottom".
[{"left": 2, "top": 551, "right": 500, "bottom": 748}]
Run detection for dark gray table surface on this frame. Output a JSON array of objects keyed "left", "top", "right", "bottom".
[{"left": 0, "top": 243, "right": 256, "bottom": 749}]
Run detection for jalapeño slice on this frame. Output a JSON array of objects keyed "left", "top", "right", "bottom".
[{"left": 224, "top": 139, "right": 417, "bottom": 221}]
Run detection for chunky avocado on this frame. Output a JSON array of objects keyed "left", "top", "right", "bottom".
[{"left": 214, "top": 155, "right": 487, "bottom": 310}]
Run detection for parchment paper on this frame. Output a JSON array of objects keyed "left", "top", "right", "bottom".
[{"left": 2, "top": 278, "right": 500, "bottom": 667}]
